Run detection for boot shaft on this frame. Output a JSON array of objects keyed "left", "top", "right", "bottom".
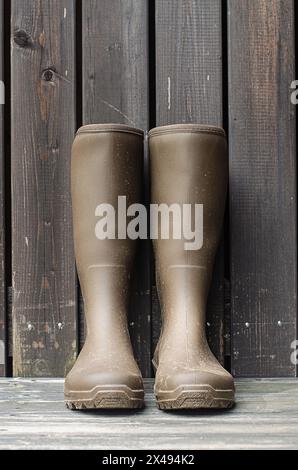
[
  {"left": 71, "top": 124, "right": 144, "bottom": 336},
  {"left": 149, "top": 124, "right": 228, "bottom": 327}
]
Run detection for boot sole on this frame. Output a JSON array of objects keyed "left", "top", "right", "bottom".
[
  {"left": 65, "top": 385, "right": 144, "bottom": 410},
  {"left": 155, "top": 384, "right": 234, "bottom": 410}
]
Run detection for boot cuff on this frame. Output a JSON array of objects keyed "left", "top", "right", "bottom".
[
  {"left": 148, "top": 124, "right": 226, "bottom": 139},
  {"left": 76, "top": 123, "right": 144, "bottom": 137}
]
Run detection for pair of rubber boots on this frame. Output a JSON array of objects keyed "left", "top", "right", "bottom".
[{"left": 64, "top": 123, "right": 235, "bottom": 410}]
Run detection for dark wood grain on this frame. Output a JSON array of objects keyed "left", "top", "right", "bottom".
[
  {"left": 11, "top": 0, "right": 77, "bottom": 376},
  {"left": 82, "top": 0, "right": 151, "bottom": 376},
  {"left": 228, "top": 0, "right": 297, "bottom": 376},
  {"left": 154, "top": 0, "right": 225, "bottom": 362},
  {"left": 0, "top": 0, "right": 5, "bottom": 376}
]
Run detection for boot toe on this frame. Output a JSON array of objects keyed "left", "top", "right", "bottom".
[
  {"left": 65, "top": 367, "right": 143, "bottom": 393},
  {"left": 64, "top": 366, "right": 144, "bottom": 409},
  {"left": 160, "top": 369, "right": 234, "bottom": 392}
]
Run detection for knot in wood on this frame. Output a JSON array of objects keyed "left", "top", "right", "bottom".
[
  {"left": 42, "top": 68, "right": 55, "bottom": 82},
  {"left": 14, "top": 29, "right": 33, "bottom": 48}
]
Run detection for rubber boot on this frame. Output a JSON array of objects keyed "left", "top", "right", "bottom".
[
  {"left": 65, "top": 124, "right": 144, "bottom": 409},
  {"left": 149, "top": 124, "right": 235, "bottom": 409}
]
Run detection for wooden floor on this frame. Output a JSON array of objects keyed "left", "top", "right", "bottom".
[{"left": 0, "top": 378, "right": 298, "bottom": 450}]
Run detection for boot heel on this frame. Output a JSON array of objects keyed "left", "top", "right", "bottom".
[
  {"left": 65, "top": 385, "right": 144, "bottom": 410},
  {"left": 156, "top": 385, "right": 234, "bottom": 410}
]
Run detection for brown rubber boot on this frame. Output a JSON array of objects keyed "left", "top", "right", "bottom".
[
  {"left": 65, "top": 124, "right": 144, "bottom": 409},
  {"left": 149, "top": 124, "right": 235, "bottom": 410}
]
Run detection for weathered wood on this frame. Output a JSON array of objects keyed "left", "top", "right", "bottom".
[
  {"left": 82, "top": 0, "right": 151, "bottom": 376},
  {"left": 0, "top": 0, "right": 5, "bottom": 376},
  {"left": 1, "top": 378, "right": 298, "bottom": 449},
  {"left": 154, "top": 0, "right": 225, "bottom": 362},
  {"left": 228, "top": 0, "right": 297, "bottom": 376},
  {"left": 11, "top": 0, "right": 77, "bottom": 376}
]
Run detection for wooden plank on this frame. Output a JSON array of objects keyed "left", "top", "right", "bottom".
[
  {"left": 0, "top": 0, "right": 5, "bottom": 376},
  {"left": 11, "top": 0, "right": 77, "bottom": 376},
  {"left": 228, "top": 0, "right": 297, "bottom": 376},
  {"left": 154, "top": 0, "right": 225, "bottom": 362},
  {"left": 1, "top": 378, "right": 298, "bottom": 449},
  {"left": 82, "top": 0, "right": 151, "bottom": 376}
]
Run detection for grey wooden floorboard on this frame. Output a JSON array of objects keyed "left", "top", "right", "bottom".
[{"left": 0, "top": 379, "right": 298, "bottom": 449}]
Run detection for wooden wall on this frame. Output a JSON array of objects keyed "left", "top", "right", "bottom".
[
  {"left": 228, "top": 0, "right": 297, "bottom": 377},
  {"left": 0, "top": 0, "right": 5, "bottom": 377},
  {"left": 0, "top": 0, "right": 296, "bottom": 377}
]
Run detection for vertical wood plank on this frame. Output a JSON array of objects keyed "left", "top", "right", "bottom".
[
  {"left": 154, "top": 0, "right": 225, "bottom": 362},
  {"left": 228, "top": 0, "right": 297, "bottom": 376},
  {"left": 82, "top": 0, "right": 151, "bottom": 376},
  {"left": 11, "top": 0, "right": 77, "bottom": 376},
  {"left": 0, "top": 0, "right": 6, "bottom": 376}
]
